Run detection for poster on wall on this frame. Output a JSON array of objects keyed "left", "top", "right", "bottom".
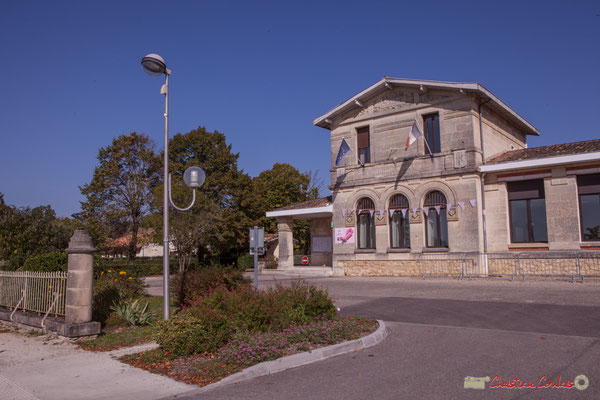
[{"left": 335, "top": 227, "right": 355, "bottom": 244}]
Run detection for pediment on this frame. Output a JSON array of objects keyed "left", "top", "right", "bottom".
[{"left": 341, "top": 89, "right": 453, "bottom": 120}]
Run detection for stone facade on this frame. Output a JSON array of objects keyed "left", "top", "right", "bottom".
[
  {"left": 268, "top": 79, "right": 600, "bottom": 276},
  {"left": 325, "top": 83, "right": 530, "bottom": 275}
]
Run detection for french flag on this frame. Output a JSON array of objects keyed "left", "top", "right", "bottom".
[{"left": 405, "top": 119, "right": 422, "bottom": 151}]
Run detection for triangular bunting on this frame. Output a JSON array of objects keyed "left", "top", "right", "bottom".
[
  {"left": 379, "top": 210, "right": 384, "bottom": 218},
  {"left": 389, "top": 209, "right": 395, "bottom": 218},
  {"left": 434, "top": 205, "right": 441, "bottom": 215},
  {"left": 423, "top": 206, "right": 429, "bottom": 216},
  {"left": 412, "top": 208, "right": 418, "bottom": 217},
  {"left": 401, "top": 208, "right": 407, "bottom": 218},
  {"left": 446, "top": 203, "right": 452, "bottom": 210},
  {"left": 457, "top": 201, "right": 465, "bottom": 211},
  {"left": 469, "top": 199, "right": 477, "bottom": 208},
  {"left": 342, "top": 208, "right": 346, "bottom": 217},
  {"left": 369, "top": 209, "right": 374, "bottom": 218}
]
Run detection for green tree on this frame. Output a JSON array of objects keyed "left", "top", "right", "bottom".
[
  {"left": 0, "top": 201, "right": 72, "bottom": 269},
  {"left": 151, "top": 127, "right": 259, "bottom": 269},
  {"left": 253, "top": 163, "right": 320, "bottom": 254},
  {"left": 78, "top": 132, "right": 161, "bottom": 259}
]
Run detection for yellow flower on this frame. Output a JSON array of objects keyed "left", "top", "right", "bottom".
[
  {"left": 114, "top": 278, "right": 118, "bottom": 282},
  {"left": 108, "top": 269, "right": 112, "bottom": 273},
  {"left": 100, "top": 271, "right": 104, "bottom": 276},
  {"left": 48, "top": 285, "right": 53, "bottom": 289},
  {"left": 59, "top": 294, "right": 62, "bottom": 297},
  {"left": 119, "top": 271, "right": 126, "bottom": 275},
  {"left": 128, "top": 277, "right": 132, "bottom": 280}
]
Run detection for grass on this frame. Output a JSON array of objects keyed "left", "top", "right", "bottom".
[{"left": 78, "top": 295, "right": 173, "bottom": 352}]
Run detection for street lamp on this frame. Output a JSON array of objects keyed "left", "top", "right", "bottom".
[{"left": 141, "top": 53, "right": 205, "bottom": 320}]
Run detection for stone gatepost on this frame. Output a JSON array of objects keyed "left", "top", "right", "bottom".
[
  {"left": 63, "top": 230, "right": 100, "bottom": 336},
  {"left": 277, "top": 217, "right": 294, "bottom": 269}
]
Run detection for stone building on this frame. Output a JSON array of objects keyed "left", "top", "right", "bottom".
[{"left": 266, "top": 78, "right": 600, "bottom": 276}]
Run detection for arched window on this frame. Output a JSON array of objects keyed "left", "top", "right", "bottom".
[
  {"left": 423, "top": 191, "right": 448, "bottom": 248},
  {"left": 389, "top": 194, "right": 410, "bottom": 249},
  {"left": 356, "top": 197, "right": 375, "bottom": 249}
]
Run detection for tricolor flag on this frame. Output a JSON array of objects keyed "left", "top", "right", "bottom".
[
  {"left": 405, "top": 119, "right": 422, "bottom": 151},
  {"left": 335, "top": 138, "right": 351, "bottom": 167}
]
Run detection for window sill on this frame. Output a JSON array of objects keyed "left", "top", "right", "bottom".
[
  {"left": 580, "top": 241, "right": 600, "bottom": 250},
  {"left": 422, "top": 247, "right": 449, "bottom": 253},
  {"left": 354, "top": 248, "right": 376, "bottom": 254},
  {"left": 508, "top": 243, "right": 549, "bottom": 251},
  {"left": 387, "top": 248, "right": 411, "bottom": 253}
]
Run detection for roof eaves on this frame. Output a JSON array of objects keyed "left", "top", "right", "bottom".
[
  {"left": 313, "top": 78, "right": 539, "bottom": 136},
  {"left": 480, "top": 151, "right": 600, "bottom": 173}
]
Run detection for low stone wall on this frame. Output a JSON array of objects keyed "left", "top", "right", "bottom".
[
  {"left": 339, "top": 260, "right": 420, "bottom": 276},
  {"left": 580, "top": 258, "right": 600, "bottom": 276},
  {"left": 338, "top": 253, "right": 600, "bottom": 278},
  {"left": 488, "top": 258, "right": 516, "bottom": 275}
]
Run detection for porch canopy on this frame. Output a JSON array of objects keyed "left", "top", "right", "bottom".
[{"left": 266, "top": 196, "right": 333, "bottom": 268}]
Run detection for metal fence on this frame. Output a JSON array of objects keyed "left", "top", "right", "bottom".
[
  {"left": 0, "top": 271, "right": 67, "bottom": 321},
  {"left": 417, "top": 251, "right": 600, "bottom": 282}
]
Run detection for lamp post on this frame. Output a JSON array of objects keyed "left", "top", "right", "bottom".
[{"left": 141, "top": 53, "right": 205, "bottom": 320}]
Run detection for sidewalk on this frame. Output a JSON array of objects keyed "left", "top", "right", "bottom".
[{"left": 0, "top": 325, "right": 195, "bottom": 400}]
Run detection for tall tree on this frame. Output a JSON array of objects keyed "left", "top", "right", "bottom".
[
  {"left": 253, "top": 163, "right": 320, "bottom": 233},
  {"left": 253, "top": 163, "right": 320, "bottom": 254},
  {"left": 78, "top": 132, "right": 161, "bottom": 258},
  {"left": 151, "top": 126, "right": 259, "bottom": 269}
]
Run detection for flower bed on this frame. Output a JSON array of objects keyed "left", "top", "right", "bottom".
[{"left": 120, "top": 281, "right": 377, "bottom": 387}]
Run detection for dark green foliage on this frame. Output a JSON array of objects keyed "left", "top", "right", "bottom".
[
  {"left": 22, "top": 252, "right": 68, "bottom": 272},
  {"left": 154, "top": 315, "right": 232, "bottom": 356},
  {"left": 94, "top": 257, "right": 178, "bottom": 278},
  {"left": 150, "top": 127, "right": 261, "bottom": 270},
  {"left": 171, "top": 266, "right": 250, "bottom": 308},
  {"left": 154, "top": 281, "right": 337, "bottom": 356},
  {"left": 252, "top": 163, "right": 320, "bottom": 254},
  {"left": 236, "top": 254, "right": 254, "bottom": 270},
  {"left": 0, "top": 200, "right": 75, "bottom": 270}
]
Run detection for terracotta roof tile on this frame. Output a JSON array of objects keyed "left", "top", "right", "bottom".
[
  {"left": 272, "top": 196, "right": 332, "bottom": 212},
  {"left": 487, "top": 139, "right": 600, "bottom": 164}
]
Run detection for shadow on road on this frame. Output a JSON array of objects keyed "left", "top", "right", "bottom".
[{"left": 341, "top": 297, "right": 600, "bottom": 338}]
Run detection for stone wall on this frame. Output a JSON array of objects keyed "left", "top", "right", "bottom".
[
  {"left": 339, "top": 260, "right": 420, "bottom": 276},
  {"left": 331, "top": 174, "right": 483, "bottom": 264}
]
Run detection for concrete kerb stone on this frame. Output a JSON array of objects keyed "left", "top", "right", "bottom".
[
  {"left": 169, "top": 319, "right": 389, "bottom": 398},
  {"left": 108, "top": 341, "right": 161, "bottom": 358}
]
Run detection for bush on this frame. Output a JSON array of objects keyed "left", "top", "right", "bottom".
[
  {"left": 171, "top": 266, "right": 250, "bottom": 308},
  {"left": 92, "top": 269, "right": 146, "bottom": 325},
  {"left": 153, "top": 313, "right": 233, "bottom": 356},
  {"left": 237, "top": 254, "right": 254, "bottom": 270},
  {"left": 154, "top": 281, "right": 338, "bottom": 356},
  {"left": 22, "top": 252, "right": 68, "bottom": 272}
]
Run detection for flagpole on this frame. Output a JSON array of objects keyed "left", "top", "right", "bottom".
[{"left": 423, "top": 136, "right": 434, "bottom": 158}]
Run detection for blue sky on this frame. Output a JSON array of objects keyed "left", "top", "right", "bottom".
[{"left": 1, "top": 1, "right": 598, "bottom": 217}]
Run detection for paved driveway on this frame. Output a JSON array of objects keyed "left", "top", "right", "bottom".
[{"left": 172, "top": 276, "right": 600, "bottom": 399}]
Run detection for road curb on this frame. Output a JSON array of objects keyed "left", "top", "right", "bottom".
[{"left": 171, "top": 319, "right": 388, "bottom": 397}]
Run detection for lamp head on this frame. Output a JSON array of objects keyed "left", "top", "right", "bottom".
[
  {"left": 141, "top": 53, "right": 169, "bottom": 76},
  {"left": 183, "top": 166, "right": 205, "bottom": 189}
]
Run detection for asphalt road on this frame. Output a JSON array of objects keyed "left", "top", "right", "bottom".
[{"left": 157, "top": 276, "right": 600, "bottom": 400}]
